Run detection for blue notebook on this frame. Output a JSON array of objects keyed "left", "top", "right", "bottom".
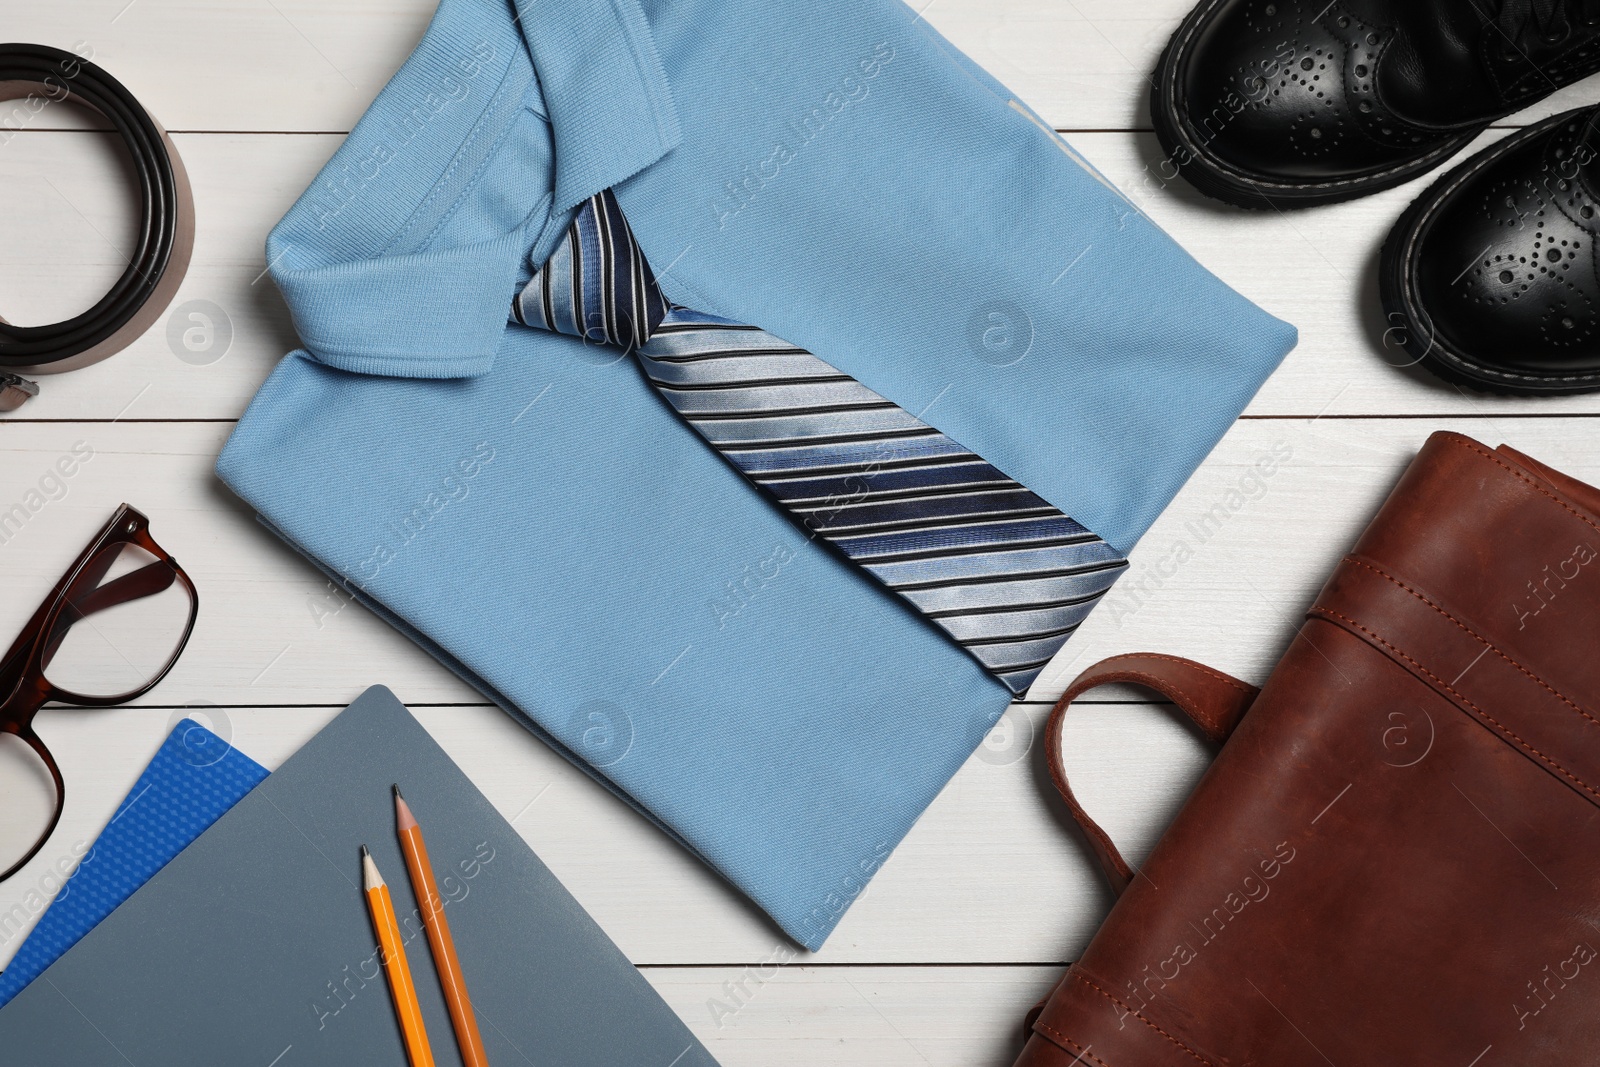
[{"left": 0, "top": 719, "right": 268, "bottom": 1008}]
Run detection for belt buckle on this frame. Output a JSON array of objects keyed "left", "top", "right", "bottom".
[{"left": 0, "top": 373, "right": 40, "bottom": 413}]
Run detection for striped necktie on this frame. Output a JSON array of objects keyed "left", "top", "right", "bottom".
[{"left": 513, "top": 191, "right": 1127, "bottom": 694}]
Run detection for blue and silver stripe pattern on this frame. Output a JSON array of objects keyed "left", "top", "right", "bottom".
[{"left": 513, "top": 191, "right": 1127, "bottom": 693}]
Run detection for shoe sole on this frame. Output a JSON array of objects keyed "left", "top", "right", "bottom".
[
  {"left": 1150, "top": 0, "right": 1485, "bottom": 209},
  {"left": 1379, "top": 110, "right": 1600, "bottom": 397}
]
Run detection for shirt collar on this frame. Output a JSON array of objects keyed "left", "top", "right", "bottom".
[
  {"left": 265, "top": 0, "right": 681, "bottom": 380},
  {"left": 516, "top": 0, "right": 681, "bottom": 214}
]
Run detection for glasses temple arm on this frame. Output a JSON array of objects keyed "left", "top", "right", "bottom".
[{"left": 39, "top": 562, "right": 179, "bottom": 670}]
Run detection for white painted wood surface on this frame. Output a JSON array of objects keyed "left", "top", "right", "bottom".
[{"left": 3, "top": 3, "right": 1598, "bottom": 1065}]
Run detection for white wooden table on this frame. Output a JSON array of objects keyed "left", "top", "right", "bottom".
[{"left": 2, "top": 2, "right": 1595, "bottom": 1063}]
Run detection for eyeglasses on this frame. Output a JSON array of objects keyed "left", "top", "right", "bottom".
[{"left": 0, "top": 504, "right": 197, "bottom": 882}]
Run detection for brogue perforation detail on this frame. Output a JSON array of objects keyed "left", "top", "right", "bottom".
[
  {"left": 1319, "top": 10, "right": 1429, "bottom": 150},
  {"left": 1382, "top": 106, "right": 1600, "bottom": 393},
  {"left": 1240, "top": 0, "right": 1288, "bottom": 35},
  {"left": 1155, "top": 0, "right": 1600, "bottom": 206},
  {"left": 1229, "top": 2, "right": 1428, "bottom": 161}
]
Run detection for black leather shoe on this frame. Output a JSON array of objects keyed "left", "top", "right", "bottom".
[
  {"left": 1152, "top": 0, "right": 1600, "bottom": 207},
  {"left": 1380, "top": 106, "right": 1600, "bottom": 395}
]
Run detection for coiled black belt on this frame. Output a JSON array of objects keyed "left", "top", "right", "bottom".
[{"left": 0, "top": 43, "right": 194, "bottom": 410}]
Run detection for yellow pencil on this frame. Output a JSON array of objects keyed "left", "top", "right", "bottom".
[{"left": 362, "top": 845, "right": 436, "bottom": 1067}]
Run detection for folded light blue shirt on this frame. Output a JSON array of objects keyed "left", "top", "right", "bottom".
[{"left": 218, "top": 0, "right": 1295, "bottom": 949}]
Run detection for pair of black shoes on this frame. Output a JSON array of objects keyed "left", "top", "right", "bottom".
[{"left": 1153, "top": 0, "right": 1600, "bottom": 395}]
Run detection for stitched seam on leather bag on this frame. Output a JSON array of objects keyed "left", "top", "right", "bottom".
[
  {"left": 1058, "top": 671, "right": 1203, "bottom": 730},
  {"left": 1108, "top": 671, "right": 1205, "bottom": 718},
  {"left": 1032, "top": 1022, "right": 1116, "bottom": 1067},
  {"left": 1345, "top": 556, "right": 1600, "bottom": 732},
  {"left": 1067, "top": 671, "right": 1216, "bottom": 752},
  {"left": 1456, "top": 437, "right": 1600, "bottom": 537},
  {"left": 1119, "top": 670, "right": 1228, "bottom": 742},
  {"left": 1312, "top": 608, "right": 1600, "bottom": 805},
  {"left": 1138, "top": 653, "right": 1255, "bottom": 696},
  {"left": 1067, "top": 971, "right": 1220, "bottom": 1067}
]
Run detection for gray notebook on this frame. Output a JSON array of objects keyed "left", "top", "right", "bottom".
[{"left": 0, "top": 686, "right": 718, "bottom": 1067}]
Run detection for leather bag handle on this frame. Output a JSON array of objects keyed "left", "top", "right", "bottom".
[{"left": 1044, "top": 653, "right": 1258, "bottom": 896}]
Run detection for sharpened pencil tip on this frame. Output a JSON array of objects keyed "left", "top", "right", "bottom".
[
  {"left": 394, "top": 787, "right": 419, "bottom": 832},
  {"left": 361, "top": 846, "right": 384, "bottom": 890},
  {"left": 393, "top": 783, "right": 403, "bottom": 800}
]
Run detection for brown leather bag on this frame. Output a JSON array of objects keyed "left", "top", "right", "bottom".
[{"left": 1018, "top": 430, "right": 1600, "bottom": 1066}]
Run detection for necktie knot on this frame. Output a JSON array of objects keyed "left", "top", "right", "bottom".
[{"left": 515, "top": 190, "right": 670, "bottom": 351}]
